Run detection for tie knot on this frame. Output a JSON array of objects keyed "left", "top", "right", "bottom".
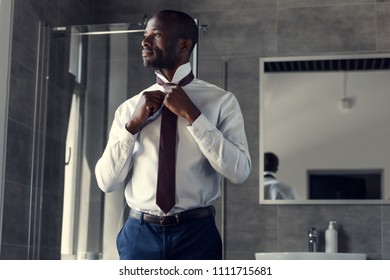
[
  {"left": 156, "top": 71, "right": 194, "bottom": 89},
  {"left": 162, "top": 82, "right": 177, "bottom": 89}
]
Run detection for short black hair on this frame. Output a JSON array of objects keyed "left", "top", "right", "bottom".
[
  {"left": 157, "top": 10, "right": 198, "bottom": 51},
  {"left": 264, "top": 152, "right": 279, "bottom": 172}
]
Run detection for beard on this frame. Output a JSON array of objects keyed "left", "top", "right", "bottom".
[{"left": 142, "top": 42, "right": 178, "bottom": 70}]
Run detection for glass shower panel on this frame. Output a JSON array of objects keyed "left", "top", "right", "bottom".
[
  {"left": 43, "top": 23, "right": 155, "bottom": 260},
  {"left": 61, "top": 27, "right": 85, "bottom": 258}
]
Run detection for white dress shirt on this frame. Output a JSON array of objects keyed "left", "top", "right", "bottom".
[
  {"left": 264, "top": 172, "right": 298, "bottom": 200},
  {"left": 95, "top": 63, "right": 251, "bottom": 215}
]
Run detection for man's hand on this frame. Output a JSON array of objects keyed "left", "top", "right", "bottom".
[
  {"left": 126, "top": 90, "right": 165, "bottom": 134},
  {"left": 163, "top": 85, "right": 201, "bottom": 124}
]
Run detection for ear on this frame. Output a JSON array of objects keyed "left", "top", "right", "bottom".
[{"left": 178, "top": 38, "right": 193, "bottom": 53}]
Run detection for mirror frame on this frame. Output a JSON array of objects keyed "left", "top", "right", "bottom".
[{"left": 259, "top": 53, "right": 390, "bottom": 205}]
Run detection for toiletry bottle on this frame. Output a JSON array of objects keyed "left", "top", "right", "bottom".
[{"left": 325, "top": 221, "right": 338, "bottom": 253}]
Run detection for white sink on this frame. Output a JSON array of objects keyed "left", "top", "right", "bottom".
[{"left": 255, "top": 252, "right": 366, "bottom": 260}]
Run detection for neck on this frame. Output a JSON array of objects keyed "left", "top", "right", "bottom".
[
  {"left": 160, "top": 58, "right": 190, "bottom": 81},
  {"left": 160, "top": 68, "right": 176, "bottom": 82}
]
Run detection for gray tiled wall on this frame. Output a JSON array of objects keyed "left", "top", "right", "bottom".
[
  {"left": 383, "top": 207, "right": 390, "bottom": 259},
  {"left": 277, "top": 5, "right": 376, "bottom": 54}
]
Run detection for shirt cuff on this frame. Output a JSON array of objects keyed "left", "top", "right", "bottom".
[
  {"left": 118, "top": 125, "right": 137, "bottom": 146},
  {"left": 187, "top": 113, "right": 211, "bottom": 140}
]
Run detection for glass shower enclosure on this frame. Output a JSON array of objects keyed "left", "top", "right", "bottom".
[
  {"left": 47, "top": 22, "right": 153, "bottom": 260},
  {"left": 33, "top": 20, "right": 198, "bottom": 260}
]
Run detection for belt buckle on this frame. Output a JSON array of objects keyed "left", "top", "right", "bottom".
[{"left": 159, "top": 215, "right": 177, "bottom": 226}]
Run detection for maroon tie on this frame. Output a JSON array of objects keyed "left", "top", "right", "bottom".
[{"left": 156, "top": 72, "right": 194, "bottom": 213}]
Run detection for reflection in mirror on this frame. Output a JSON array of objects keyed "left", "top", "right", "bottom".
[
  {"left": 264, "top": 151, "right": 298, "bottom": 200},
  {"left": 259, "top": 54, "right": 390, "bottom": 205}
]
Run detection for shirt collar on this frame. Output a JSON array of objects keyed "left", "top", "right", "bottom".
[
  {"left": 264, "top": 171, "right": 276, "bottom": 177},
  {"left": 155, "top": 62, "right": 192, "bottom": 84}
]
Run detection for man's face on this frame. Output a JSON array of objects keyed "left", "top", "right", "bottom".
[{"left": 141, "top": 16, "right": 180, "bottom": 70}]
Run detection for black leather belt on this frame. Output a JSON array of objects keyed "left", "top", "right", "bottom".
[{"left": 129, "top": 205, "right": 215, "bottom": 226}]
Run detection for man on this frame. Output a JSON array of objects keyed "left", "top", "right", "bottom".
[
  {"left": 264, "top": 152, "right": 297, "bottom": 200},
  {"left": 95, "top": 10, "right": 251, "bottom": 260}
]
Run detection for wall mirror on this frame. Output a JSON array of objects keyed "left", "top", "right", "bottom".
[{"left": 259, "top": 53, "right": 390, "bottom": 205}]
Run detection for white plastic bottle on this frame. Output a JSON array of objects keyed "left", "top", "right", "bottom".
[{"left": 325, "top": 221, "right": 338, "bottom": 253}]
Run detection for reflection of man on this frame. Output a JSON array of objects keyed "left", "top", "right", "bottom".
[{"left": 264, "top": 152, "right": 297, "bottom": 200}]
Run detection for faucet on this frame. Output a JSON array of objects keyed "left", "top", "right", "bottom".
[{"left": 308, "top": 227, "right": 318, "bottom": 252}]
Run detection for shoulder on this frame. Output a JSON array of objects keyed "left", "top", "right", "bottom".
[
  {"left": 192, "top": 78, "right": 228, "bottom": 93},
  {"left": 190, "top": 78, "right": 238, "bottom": 103}
]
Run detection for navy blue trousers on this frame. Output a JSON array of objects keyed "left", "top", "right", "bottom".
[{"left": 116, "top": 215, "right": 222, "bottom": 260}]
